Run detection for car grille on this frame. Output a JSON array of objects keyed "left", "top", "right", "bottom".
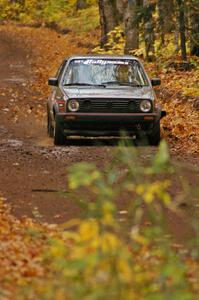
[{"left": 76, "top": 98, "right": 152, "bottom": 113}]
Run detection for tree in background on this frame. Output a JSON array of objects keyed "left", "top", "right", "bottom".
[
  {"left": 189, "top": 0, "right": 199, "bottom": 56},
  {"left": 98, "top": 0, "right": 199, "bottom": 60},
  {"left": 1, "top": 0, "right": 198, "bottom": 59},
  {"left": 157, "top": 0, "right": 175, "bottom": 47},
  {"left": 143, "top": 0, "right": 155, "bottom": 60},
  {"left": 124, "top": 0, "right": 140, "bottom": 54},
  {"left": 176, "top": 0, "right": 187, "bottom": 60},
  {"left": 98, "top": 0, "right": 120, "bottom": 46}
]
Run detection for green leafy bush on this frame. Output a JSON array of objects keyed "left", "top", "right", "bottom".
[{"left": 17, "top": 141, "right": 199, "bottom": 300}]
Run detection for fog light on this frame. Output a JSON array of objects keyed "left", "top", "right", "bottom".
[{"left": 68, "top": 99, "right": 79, "bottom": 112}]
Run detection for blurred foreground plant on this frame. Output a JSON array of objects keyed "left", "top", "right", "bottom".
[{"left": 17, "top": 140, "right": 199, "bottom": 300}]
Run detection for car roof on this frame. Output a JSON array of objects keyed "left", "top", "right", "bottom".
[{"left": 65, "top": 54, "right": 140, "bottom": 61}]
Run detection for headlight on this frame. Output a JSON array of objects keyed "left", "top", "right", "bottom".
[
  {"left": 140, "top": 100, "right": 152, "bottom": 112},
  {"left": 68, "top": 99, "right": 80, "bottom": 112}
]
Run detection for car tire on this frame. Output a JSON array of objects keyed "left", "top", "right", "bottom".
[
  {"left": 54, "top": 116, "right": 66, "bottom": 146},
  {"left": 147, "top": 120, "right": 161, "bottom": 146},
  {"left": 47, "top": 112, "right": 54, "bottom": 138}
]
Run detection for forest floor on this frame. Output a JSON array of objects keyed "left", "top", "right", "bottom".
[{"left": 0, "top": 23, "right": 198, "bottom": 239}]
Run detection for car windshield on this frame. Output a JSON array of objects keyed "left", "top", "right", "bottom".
[{"left": 62, "top": 59, "right": 149, "bottom": 86}]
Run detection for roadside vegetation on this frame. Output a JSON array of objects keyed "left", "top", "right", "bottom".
[
  {"left": 0, "top": 1, "right": 198, "bottom": 299},
  {"left": 0, "top": 0, "right": 99, "bottom": 33},
  {"left": 1, "top": 142, "right": 199, "bottom": 300}
]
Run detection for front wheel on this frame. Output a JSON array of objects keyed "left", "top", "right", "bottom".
[
  {"left": 147, "top": 121, "right": 161, "bottom": 146},
  {"left": 54, "top": 116, "right": 66, "bottom": 146}
]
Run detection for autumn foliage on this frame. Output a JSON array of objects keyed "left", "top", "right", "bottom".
[
  {"left": 0, "top": 1, "right": 198, "bottom": 299},
  {"left": 94, "top": 27, "right": 199, "bottom": 154},
  {"left": 0, "top": 142, "right": 199, "bottom": 299}
]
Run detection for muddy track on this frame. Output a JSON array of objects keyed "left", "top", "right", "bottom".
[{"left": 0, "top": 28, "right": 198, "bottom": 238}]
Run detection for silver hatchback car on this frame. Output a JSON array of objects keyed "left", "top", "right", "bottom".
[{"left": 47, "top": 55, "right": 166, "bottom": 145}]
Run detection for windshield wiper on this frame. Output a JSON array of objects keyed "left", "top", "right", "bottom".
[
  {"left": 102, "top": 81, "right": 145, "bottom": 87},
  {"left": 63, "top": 83, "right": 106, "bottom": 87}
]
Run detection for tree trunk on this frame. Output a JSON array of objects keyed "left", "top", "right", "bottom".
[
  {"left": 143, "top": 0, "right": 155, "bottom": 61},
  {"left": 177, "top": 0, "right": 187, "bottom": 60},
  {"left": 190, "top": 0, "right": 199, "bottom": 56},
  {"left": 98, "top": 0, "right": 120, "bottom": 47},
  {"left": 116, "top": 0, "right": 126, "bottom": 22},
  {"left": 157, "top": 0, "right": 165, "bottom": 46},
  {"left": 124, "top": 0, "right": 139, "bottom": 54}
]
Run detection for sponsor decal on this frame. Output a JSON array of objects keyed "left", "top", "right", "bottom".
[{"left": 73, "top": 59, "right": 130, "bottom": 65}]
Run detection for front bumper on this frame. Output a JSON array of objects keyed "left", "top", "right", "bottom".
[{"left": 56, "top": 111, "right": 166, "bottom": 136}]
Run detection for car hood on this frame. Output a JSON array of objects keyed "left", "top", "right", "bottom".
[{"left": 62, "top": 86, "right": 154, "bottom": 100}]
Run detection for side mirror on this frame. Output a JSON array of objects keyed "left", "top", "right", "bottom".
[
  {"left": 48, "top": 78, "right": 58, "bottom": 86},
  {"left": 151, "top": 78, "right": 161, "bottom": 86}
]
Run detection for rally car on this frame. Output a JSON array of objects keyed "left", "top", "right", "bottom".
[{"left": 47, "top": 55, "right": 166, "bottom": 145}]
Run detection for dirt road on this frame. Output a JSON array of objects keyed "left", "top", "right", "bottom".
[
  {"left": 0, "top": 28, "right": 119, "bottom": 223},
  {"left": 0, "top": 27, "right": 198, "bottom": 232}
]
